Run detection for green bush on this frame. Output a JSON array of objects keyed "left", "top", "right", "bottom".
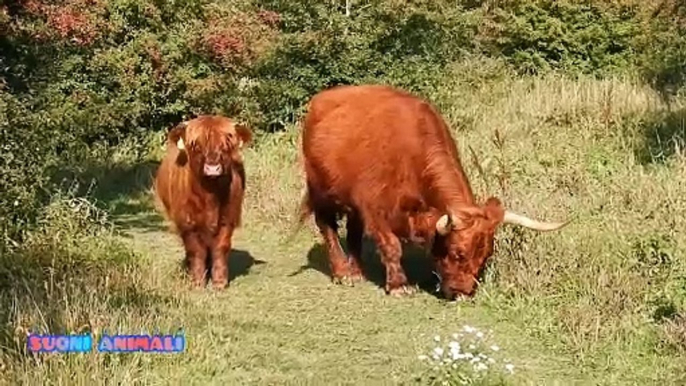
[
  {"left": 251, "top": 1, "right": 479, "bottom": 130},
  {"left": 2, "top": 0, "right": 686, "bottom": 250},
  {"left": 637, "top": 1, "right": 686, "bottom": 94},
  {"left": 477, "top": 0, "right": 640, "bottom": 75},
  {"left": 0, "top": 0, "right": 275, "bottom": 241}
]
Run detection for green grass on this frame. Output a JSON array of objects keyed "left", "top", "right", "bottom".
[{"left": 2, "top": 66, "right": 686, "bottom": 385}]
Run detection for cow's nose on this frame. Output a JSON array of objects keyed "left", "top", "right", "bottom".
[
  {"left": 443, "top": 282, "right": 475, "bottom": 300},
  {"left": 203, "top": 163, "right": 222, "bottom": 176}
]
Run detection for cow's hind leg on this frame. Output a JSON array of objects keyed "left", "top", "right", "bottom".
[
  {"left": 371, "top": 229, "right": 415, "bottom": 297},
  {"left": 314, "top": 209, "right": 351, "bottom": 285},
  {"left": 182, "top": 231, "right": 208, "bottom": 288},
  {"left": 345, "top": 212, "right": 364, "bottom": 283}
]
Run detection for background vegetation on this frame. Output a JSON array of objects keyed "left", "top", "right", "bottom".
[{"left": 1, "top": 0, "right": 685, "bottom": 384}]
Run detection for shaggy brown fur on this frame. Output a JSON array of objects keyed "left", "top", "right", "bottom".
[
  {"left": 154, "top": 115, "right": 252, "bottom": 289},
  {"left": 298, "top": 85, "right": 564, "bottom": 299}
]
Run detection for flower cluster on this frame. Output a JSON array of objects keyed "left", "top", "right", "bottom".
[{"left": 418, "top": 325, "right": 514, "bottom": 385}]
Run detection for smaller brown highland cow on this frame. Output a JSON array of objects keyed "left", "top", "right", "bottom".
[{"left": 154, "top": 115, "right": 252, "bottom": 289}]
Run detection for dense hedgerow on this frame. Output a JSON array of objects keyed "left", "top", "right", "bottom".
[
  {"left": 1, "top": 0, "right": 686, "bottom": 246},
  {"left": 476, "top": 0, "right": 641, "bottom": 75},
  {"left": 637, "top": 0, "right": 686, "bottom": 94}
]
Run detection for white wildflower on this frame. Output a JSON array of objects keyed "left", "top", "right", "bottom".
[
  {"left": 476, "top": 331, "right": 484, "bottom": 339},
  {"left": 475, "top": 362, "right": 488, "bottom": 371},
  {"left": 468, "top": 344, "right": 476, "bottom": 350},
  {"left": 488, "top": 358, "right": 496, "bottom": 364},
  {"left": 433, "top": 347, "right": 444, "bottom": 357},
  {"left": 434, "top": 335, "right": 441, "bottom": 342},
  {"left": 505, "top": 363, "right": 515, "bottom": 374},
  {"left": 490, "top": 345, "right": 500, "bottom": 352},
  {"left": 471, "top": 356, "right": 481, "bottom": 363},
  {"left": 452, "top": 333, "right": 461, "bottom": 339},
  {"left": 464, "top": 352, "right": 474, "bottom": 359},
  {"left": 418, "top": 355, "right": 428, "bottom": 361},
  {"left": 463, "top": 325, "right": 475, "bottom": 333},
  {"left": 448, "top": 341, "right": 460, "bottom": 349}
]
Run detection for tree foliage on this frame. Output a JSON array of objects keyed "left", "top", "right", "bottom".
[{"left": 1, "top": 0, "right": 685, "bottom": 244}]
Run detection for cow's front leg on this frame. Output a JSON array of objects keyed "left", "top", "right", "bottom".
[
  {"left": 210, "top": 226, "right": 233, "bottom": 289},
  {"left": 182, "top": 231, "right": 207, "bottom": 288},
  {"left": 373, "top": 230, "right": 415, "bottom": 297}
]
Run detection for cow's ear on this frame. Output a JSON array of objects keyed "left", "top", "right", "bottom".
[
  {"left": 168, "top": 121, "right": 188, "bottom": 151},
  {"left": 235, "top": 124, "right": 253, "bottom": 149}
]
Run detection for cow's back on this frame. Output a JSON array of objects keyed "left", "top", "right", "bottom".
[{"left": 302, "top": 85, "right": 454, "bottom": 220}]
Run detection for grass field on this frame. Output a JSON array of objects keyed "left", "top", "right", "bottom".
[{"left": 2, "top": 66, "right": 686, "bottom": 385}]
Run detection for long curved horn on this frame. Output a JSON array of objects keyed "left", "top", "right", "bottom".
[{"left": 503, "top": 211, "right": 568, "bottom": 231}]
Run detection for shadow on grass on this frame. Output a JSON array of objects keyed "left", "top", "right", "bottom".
[
  {"left": 87, "top": 160, "right": 160, "bottom": 207},
  {"left": 67, "top": 159, "right": 166, "bottom": 233},
  {"left": 228, "top": 249, "right": 267, "bottom": 282},
  {"left": 175, "top": 248, "right": 267, "bottom": 284},
  {"left": 633, "top": 108, "right": 686, "bottom": 165},
  {"left": 292, "top": 238, "right": 441, "bottom": 298},
  {"left": 113, "top": 211, "right": 168, "bottom": 234}
]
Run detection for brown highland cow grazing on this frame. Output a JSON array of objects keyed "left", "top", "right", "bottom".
[
  {"left": 299, "top": 85, "right": 567, "bottom": 299},
  {"left": 154, "top": 115, "right": 252, "bottom": 289}
]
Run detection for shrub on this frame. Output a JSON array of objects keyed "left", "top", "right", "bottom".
[
  {"left": 2, "top": 0, "right": 686, "bottom": 252},
  {"left": 477, "top": 0, "right": 640, "bottom": 75},
  {"left": 0, "top": 193, "right": 142, "bottom": 366},
  {"left": 636, "top": 1, "right": 686, "bottom": 95},
  {"left": 252, "top": 0, "right": 479, "bottom": 130}
]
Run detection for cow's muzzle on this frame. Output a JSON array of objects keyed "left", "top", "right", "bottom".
[{"left": 203, "top": 163, "right": 223, "bottom": 176}]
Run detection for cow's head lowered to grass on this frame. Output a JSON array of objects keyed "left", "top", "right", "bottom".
[
  {"left": 169, "top": 115, "right": 252, "bottom": 179},
  {"left": 432, "top": 197, "right": 567, "bottom": 299}
]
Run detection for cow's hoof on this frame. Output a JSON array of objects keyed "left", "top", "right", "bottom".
[
  {"left": 341, "top": 274, "right": 363, "bottom": 287},
  {"left": 191, "top": 279, "right": 206, "bottom": 289},
  {"left": 348, "top": 265, "right": 363, "bottom": 284},
  {"left": 211, "top": 281, "right": 228, "bottom": 290},
  {"left": 387, "top": 285, "right": 416, "bottom": 297},
  {"left": 349, "top": 273, "right": 364, "bottom": 284},
  {"left": 332, "top": 275, "right": 355, "bottom": 287}
]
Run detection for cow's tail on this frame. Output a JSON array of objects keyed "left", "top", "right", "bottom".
[
  {"left": 296, "top": 186, "right": 313, "bottom": 225},
  {"left": 285, "top": 185, "right": 312, "bottom": 245},
  {"left": 286, "top": 127, "right": 313, "bottom": 241}
]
